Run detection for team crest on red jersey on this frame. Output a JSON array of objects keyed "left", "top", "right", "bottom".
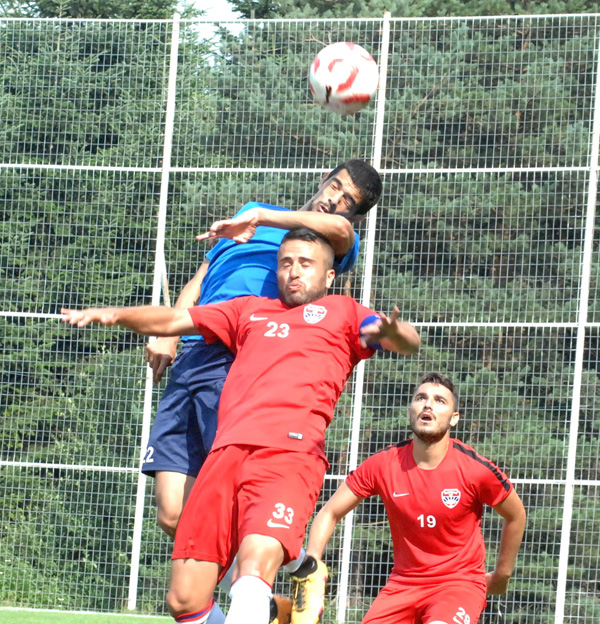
[
  {"left": 303, "top": 304, "right": 328, "bottom": 324},
  {"left": 441, "top": 488, "right": 461, "bottom": 509}
]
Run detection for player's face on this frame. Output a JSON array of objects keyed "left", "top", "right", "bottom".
[
  {"left": 306, "top": 169, "right": 365, "bottom": 220},
  {"left": 408, "top": 383, "right": 460, "bottom": 444},
  {"left": 277, "top": 239, "right": 336, "bottom": 307}
]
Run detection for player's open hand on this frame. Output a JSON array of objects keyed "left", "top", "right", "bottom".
[
  {"left": 485, "top": 570, "right": 511, "bottom": 595},
  {"left": 146, "top": 337, "right": 178, "bottom": 384},
  {"left": 60, "top": 307, "right": 119, "bottom": 328},
  {"left": 196, "top": 208, "right": 260, "bottom": 244},
  {"left": 374, "top": 306, "right": 401, "bottom": 340}
]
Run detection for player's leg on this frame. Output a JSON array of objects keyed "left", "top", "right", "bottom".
[
  {"left": 171, "top": 446, "right": 244, "bottom": 623},
  {"left": 167, "top": 558, "right": 221, "bottom": 622},
  {"left": 220, "top": 552, "right": 294, "bottom": 624},
  {"left": 360, "top": 580, "right": 419, "bottom": 624},
  {"left": 154, "top": 471, "right": 196, "bottom": 538},
  {"left": 230, "top": 448, "right": 328, "bottom": 624},
  {"left": 226, "top": 534, "right": 286, "bottom": 624},
  {"left": 143, "top": 341, "right": 234, "bottom": 536},
  {"left": 142, "top": 344, "right": 206, "bottom": 534},
  {"left": 419, "top": 582, "right": 487, "bottom": 624}
]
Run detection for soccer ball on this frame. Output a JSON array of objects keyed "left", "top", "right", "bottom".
[{"left": 308, "top": 42, "right": 379, "bottom": 116}]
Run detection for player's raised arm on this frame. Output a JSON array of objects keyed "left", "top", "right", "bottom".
[
  {"left": 196, "top": 207, "right": 355, "bottom": 257},
  {"left": 61, "top": 305, "right": 199, "bottom": 337},
  {"left": 360, "top": 307, "right": 421, "bottom": 355},
  {"left": 486, "top": 490, "right": 527, "bottom": 595}
]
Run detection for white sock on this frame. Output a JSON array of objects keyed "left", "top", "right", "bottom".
[
  {"left": 283, "top": 547, "right": 306, "bottom": 574},
  {"left": 207, "top": 602, "right": 226, "bottom": 624},
  {"left": 218, "top": 557, "right": 236, "bottom": 594},
  {"left": 226, "top": 575, "right": 272, "bottom": 624}
]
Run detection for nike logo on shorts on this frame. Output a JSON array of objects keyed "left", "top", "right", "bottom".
[
  {"left": 267, "top": 519, "right": 291, "bottom": 529},
  {"left": 393, "top": 492, "right": 410, "bottom": 497},
  {"left": 250, "top": 314, "right": 268, "bottom": 321}
]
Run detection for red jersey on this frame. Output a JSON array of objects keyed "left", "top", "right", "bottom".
[
  {"left": 188, "top": 294, "right": 375, "bottom": 459},
  {"left": 346, "top": 439, "right": 513, "bottom": 587}
]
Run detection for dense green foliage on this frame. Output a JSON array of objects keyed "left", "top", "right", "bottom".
[{"left": 1, "top": 1, "right": 599, "bottom": 622}]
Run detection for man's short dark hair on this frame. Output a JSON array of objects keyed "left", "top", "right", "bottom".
[
  {"left": 413, "top": 372, "right": 459, "bottom": 411},
  {"left": 280, "top": 227, "right": 335, "bottom": 267},
  {"left": 328, "top": 159, "right": 383, "bottom": 215}
]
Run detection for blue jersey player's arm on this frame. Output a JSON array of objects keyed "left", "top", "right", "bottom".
[
  {"left": 197, "top": 207, "right": 355, "bottom": 258},
  {"left": 145, "top": 261, "right": 209, "bottom": 383}
]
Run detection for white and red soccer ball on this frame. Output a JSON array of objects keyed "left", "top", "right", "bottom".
[{"left": 308, "top": 42, "right": 379, "bottom": 116}]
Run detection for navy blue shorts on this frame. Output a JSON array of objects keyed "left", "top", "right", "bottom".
[{"left": 141, "top": 340, "right": 235, "bottom": 477}]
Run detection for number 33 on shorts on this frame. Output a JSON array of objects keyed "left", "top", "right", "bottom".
[{"left": 267, "top": 502, "right": 294, "bottom": 529}]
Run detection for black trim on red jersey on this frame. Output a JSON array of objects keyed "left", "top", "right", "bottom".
[
  {"left": 452, "top": 439, "right": 512, "bottom": 492},
  {"left": 348, "top": 441, "right": 412, "bottom": 480},
  {"left": 368, "top": 440, "right": 412, "bottom": 458}
]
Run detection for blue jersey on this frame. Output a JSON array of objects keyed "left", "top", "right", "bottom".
[{"left": 182, "top": 201, "right": 360, "bottom": 342}]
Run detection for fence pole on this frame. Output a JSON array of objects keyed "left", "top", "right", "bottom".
[
  {"left": 126, "top": 12, "right": 181, "bottom": 611},
  {"left": 553, "top": 21, "right": 600, "bottom": 624},
  {"left": 336, "top": 12, "right": 392, "bottom": 623}
]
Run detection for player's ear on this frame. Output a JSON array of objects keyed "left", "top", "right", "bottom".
[
  {"left": 326, "top": 268, "right": 335, "bottom": 288},
  {"left": 450, "top": 412, "right": 460, "bottom": 427},
  {"left": 318, "top": 173, "right": 329, "bottom": 188}
]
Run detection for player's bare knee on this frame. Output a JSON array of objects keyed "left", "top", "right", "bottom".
[
  {"left": 166, "top": 587, "right": 190, "bottom": 617},
  {"left": 157, "top": 508, "right": 179, "bottom": 538}
]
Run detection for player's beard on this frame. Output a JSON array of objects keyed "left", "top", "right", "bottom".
[
  {"left": 280, "top": 281, "right": 328, "bottom": 307},
  {"left": 410, "top": 418, "right": 451, "bottom": 444}
]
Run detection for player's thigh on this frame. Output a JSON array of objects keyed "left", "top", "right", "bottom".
[
  {"left": 172, "top": 446, "right": 247, "bottom": 575},
  {"left": 186, "top": 341, "right": 234, "bottom": 453},
  {"left": 420, "top": 583, "right": 486, "bottom": 624},
  {"left": 237, "top": 448, "right": 327, "bottom": 564},
  {"left": 143, "top": 342, "right": 233, "bottom": 477},
  {"left": 155, "top": 471, "right": 196, "bottom": 517},
  {"left": 142, "top": 376, "right": 203, "bottom": 477},
  {"left": 361, "top": 582, "right": 419, "bottom": 624}
]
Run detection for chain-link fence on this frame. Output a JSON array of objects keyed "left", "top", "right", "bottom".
[{"left": 1, "top": 14, "right": 599, "bottom": 623}]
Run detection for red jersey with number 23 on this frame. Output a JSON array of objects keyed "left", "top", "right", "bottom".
[
  {"left": 188, "top": 294, "right": 376, "bottom": 460},
  {"left": 346, "top": 439, "right": 513, "bottom": 588}
]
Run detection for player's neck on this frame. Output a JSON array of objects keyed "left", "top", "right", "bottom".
[{"left": 411, "top": 435, "right": 450, "bottom": 470}]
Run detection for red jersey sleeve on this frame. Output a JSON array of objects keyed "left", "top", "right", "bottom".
[
  {"left": 187, "top": 297, "right": 247, "bottom": 354},
  {"left": 453, "top": 440, "right": 514, "bottom": 507},
  {"left": 345, "top": 452, "right": 383, "bottom": 499},
  {"left": 477, "top": 458, "right": 513, "bottom": 507}
]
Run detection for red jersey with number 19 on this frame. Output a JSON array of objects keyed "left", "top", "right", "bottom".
[
  {"left": 346, "top": 439, "right": 513, "bottom": 589},
  {"left": 188, "top": 294, "right": 376, "bottom": 460}
]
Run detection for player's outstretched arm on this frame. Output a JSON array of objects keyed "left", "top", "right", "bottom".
[
  {"left": 146, "top": 261, "right": 209, "bottom": 384},
  {"left": 61, "top": 305, "right": 199, "bottom": 338},
  {"left": 196, "top": 207, "right": 355, "bottom": 256},
  {"left": 486, "top": 489, "right": 527, "bottom": 595},
  {"left": 306, "top": 482, "right": 364, "bottom": 561},
  {"left": 360, "top": 307, "right": 420, "bottom": 355}
]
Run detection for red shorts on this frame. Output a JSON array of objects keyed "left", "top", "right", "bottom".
[
  {"left": 171, "top": 444, "right": 327, "bottom": 579},
  {"left": 362, "top": 578, "right": 487, "bottom": 624}
]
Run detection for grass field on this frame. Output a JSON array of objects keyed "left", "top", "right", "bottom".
[{"left": 0, "top": 609, "right": 170, "bottom": 624}]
